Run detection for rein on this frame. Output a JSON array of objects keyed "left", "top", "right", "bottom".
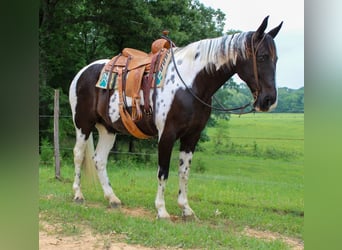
[
  {"left": 251, "top": 33, "right": 267, "bottom": 101},
  {"left": 162, "top": 35, "right": 259, "bottom": 115}
]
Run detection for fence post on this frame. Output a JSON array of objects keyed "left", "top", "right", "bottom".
[{"left": 54, "top": 89, "right": 61, "bottom": 180}]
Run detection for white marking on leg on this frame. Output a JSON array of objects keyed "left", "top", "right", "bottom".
[
  {"left": 155, "top": 169, "right": 170, "bottom": 219},
  {"left": 94, "top": 123, "right": 121, "bottom": 206},
  {"left": 72, "top": 128, "right": 87, "bottom": 201},
  {"left": 178, "top": 151, "right": 195, "bottom": 217}
]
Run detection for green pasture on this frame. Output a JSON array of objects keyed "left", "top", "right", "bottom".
[
  {"left": 39, "top": 113, "right": 304, "bottom": 249},
  {"left": 204, "top": 113, "right": 304, "bottom": 159}
]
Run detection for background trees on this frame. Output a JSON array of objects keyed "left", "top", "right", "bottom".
[
  {"left": 39, "top": 0, "right": 226, "bottom": 155},
  {"left": 39, "top": 0, "right": 225, "bottom": 93}
]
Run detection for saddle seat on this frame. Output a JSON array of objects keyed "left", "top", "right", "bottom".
[
  {"left": 118, "top": 48, "right": 153, "bottom": 71},
  {"left": 96, "top": 33, "right": 174, "bottom": 139}
]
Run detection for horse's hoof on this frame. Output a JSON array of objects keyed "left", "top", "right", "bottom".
[
  {"left": 109, "top": 202, "right": 121, "bottom": 208},
  {"left": 182, "top": 214, "right": 199, "bottom": 222},
  {"left": 74, "top": 197, "right": 84, "bottom": 204},
  {"left": 157, "top": 214, "right": 171, "bottom": 220},
  {"left": 157, "top": 216, "right": 171, "bottom": 222}
]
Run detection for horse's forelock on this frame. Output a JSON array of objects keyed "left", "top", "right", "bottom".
[
  {"left": 265, "top": 35, "right": 278, "bottom": 61},
  {"left": 242, "top": 32, "right": 277, "bottom": 61}
]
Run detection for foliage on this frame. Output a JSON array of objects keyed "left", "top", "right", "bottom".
[
  {"left": 39, "top": 0, "right": 225, "bottom": 94},
  {"left": 211, "top": 82, "right": 304, "bottom": 117},
  {"left": 211, "top": 79, "right": 254, "bottom": 119},
  {"left": 218, "top": 83, "right": 304, "bottom": 117},
  {"left": 40, "top": 138, "right": 54, "bottom": 164},
  {"left": 275, "top": 87, "right": 304, "bottom": 113},
  {"left": 39, "top": 85, "right": 74, "bottom": 157},
  {"left": 39, "top": 0, "right": 227, "bottom": 153},
  {"left": 39, "top": 84, "right": 55, "bottom": 144}
]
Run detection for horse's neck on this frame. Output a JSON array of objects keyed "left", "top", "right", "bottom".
[{"left": 176, "top": 35, "right": 242, "bottom": 99}]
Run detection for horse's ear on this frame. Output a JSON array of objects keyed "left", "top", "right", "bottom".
[
  {"left": 255, "top": 16, "right": 269, "bottom": 39},
  {"left": 268, "top": 21, "right": 283, "bottom": 39}
]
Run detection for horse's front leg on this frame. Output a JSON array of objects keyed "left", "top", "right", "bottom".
[
  {"left": 178, "top": 150, "right": 196, "bottom": 218},
  {"left": 177, "top": 134, "right": 203, "bottom": 220},
  {"left": 155, "top": 134, "right": 175, "bottom": 219}
]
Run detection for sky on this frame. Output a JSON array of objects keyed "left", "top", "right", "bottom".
[{"left": 200, "top": 0, "right": 304, "bottom": 89}]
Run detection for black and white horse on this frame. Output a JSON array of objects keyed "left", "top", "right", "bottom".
[{"left": 69, "top": 16, "right": 282, "bottom": 219}]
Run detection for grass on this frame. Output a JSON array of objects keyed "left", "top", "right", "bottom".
[
  {"left": 39, "top": 113, "right": 304, "bottom": 249},
  {"left": 206, "top": 113, "right": 304, "bottom": 159}
]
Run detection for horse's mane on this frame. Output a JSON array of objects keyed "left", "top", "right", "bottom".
[{"left": 175, "top": 32, "right": 277, "bottom": 74}]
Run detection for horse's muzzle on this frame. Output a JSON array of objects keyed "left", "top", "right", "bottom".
[{"left": 254, "top": 94, "right": 277, "bottom": 112}]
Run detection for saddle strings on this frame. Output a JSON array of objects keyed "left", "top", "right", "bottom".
[{"left": 161, "top": 35, "right": 256, "bottom": 115}]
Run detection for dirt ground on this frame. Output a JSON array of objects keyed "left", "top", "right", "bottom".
[
  {"left": 243, "top": 227, "right": 304, "bottom": 250},
  {"left": 39, "top": 223, "right": 154, "bottom": 250},
  {"left": 39, "top": 207, "right": 303, "bottom": 250}
]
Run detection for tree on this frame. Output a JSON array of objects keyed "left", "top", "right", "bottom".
[
  {"left": 212, "top": 81, "right": 304, "bottom": 115},
  {"left": 275, "top": 87, "right": 304, "bottom": 113}
]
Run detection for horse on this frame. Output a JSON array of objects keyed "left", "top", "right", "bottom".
[{"left": 69, "top": 16, "right": 283, "bottom": 219}]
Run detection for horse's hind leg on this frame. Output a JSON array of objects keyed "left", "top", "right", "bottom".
[
  {"left": 72, "top": 128, "right": 89, "bottom": 203},
  {"left": 94, "top": 123, "right": 121, "bottom": 207}
]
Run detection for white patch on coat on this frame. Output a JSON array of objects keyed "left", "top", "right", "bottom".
[
  {"left": 154, "top": 34, "right": 248, "bottom": 138},
  {"left": 69, "top": 59, "right": 110, "bottom": 122}
]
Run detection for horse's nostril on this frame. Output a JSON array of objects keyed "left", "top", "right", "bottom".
[{"left": 264, "top": 96, "right": 273, "bottom": 107}]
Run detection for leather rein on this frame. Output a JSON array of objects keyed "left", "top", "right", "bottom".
[{"left": 162, "top": 34, "right": 265, "bottom": 115}]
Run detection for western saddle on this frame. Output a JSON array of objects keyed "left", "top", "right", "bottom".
[{"left": 96, "top": 31, "right": 174, "bottom": 139}]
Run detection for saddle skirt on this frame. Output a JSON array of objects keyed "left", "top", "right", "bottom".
[{"left": 95, "top": 37, "right": 173, "bottom": 139}]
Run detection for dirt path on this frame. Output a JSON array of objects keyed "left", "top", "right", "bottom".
[
  {"left": 39, "top": 219, "right": 154, "bottom": 250},
  {"left": 39, "top": 208, "right": 303, "bottom": 250},
  {"left": 244, "top": 227, "right": 304, "bottom": 250}
]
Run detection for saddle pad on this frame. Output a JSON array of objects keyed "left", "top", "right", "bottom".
[
  {"left": 155, "top": 49, "right": 171, "bottom": 86},
  {"left": 96, "top": 69, "right": 116, "bottom": 89}
]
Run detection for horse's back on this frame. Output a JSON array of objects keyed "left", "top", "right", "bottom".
[
  {"left": 69, "top": 59, "right": 109, "bottom": 136},
  {"left": 70, "top": 59, "right": 109, "bottom": 98}
]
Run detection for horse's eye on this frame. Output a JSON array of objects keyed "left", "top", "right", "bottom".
[{"left": 257, "top": 55, "right": 268, "bottom": 62}]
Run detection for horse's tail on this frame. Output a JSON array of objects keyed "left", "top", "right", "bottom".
[{"left": 83, "top": 133, "right": 98, "bottom": 185}]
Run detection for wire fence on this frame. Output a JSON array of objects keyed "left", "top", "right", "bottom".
[
  {"left": 39, "top": 114, "right": 304, "bottom": 141},
  {"left": 39, "top": 116, "right": 304, "bottom": 157},
  {"left": 39, "top": 90, "right": 304, "bottom": 175}
]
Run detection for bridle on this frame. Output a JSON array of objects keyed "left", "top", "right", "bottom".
[
  {"left": 161, "top": 33, "right": 266, "bottom": 115},
  {"left": 250, "top": 32, "right": 267, "bottom": 103}
]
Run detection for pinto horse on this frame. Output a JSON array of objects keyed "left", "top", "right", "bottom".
[{"left": 69, "top": 16, "right": 283, "bottom": 219}]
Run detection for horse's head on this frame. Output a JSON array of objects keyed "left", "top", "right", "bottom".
[{"left": 236, "top": 16, "right": 283, "bottom": 112}]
